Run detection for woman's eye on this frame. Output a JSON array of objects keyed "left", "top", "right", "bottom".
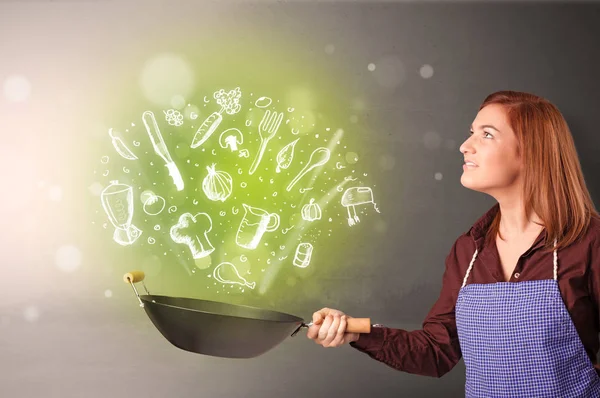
[{"left": 483, "top": 131, "right": 493, "bottom": 138}]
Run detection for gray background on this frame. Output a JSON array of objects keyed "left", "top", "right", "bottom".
[{"left": 2, "top": 1, "right": 600, "bottom": 397}]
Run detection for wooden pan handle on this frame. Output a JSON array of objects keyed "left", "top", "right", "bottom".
[
  {"left": 123, "top": 270, "right": 145, "bottom": 284},
  {"left": 346, "top": 318, "right": 371, "bottom": 333}
]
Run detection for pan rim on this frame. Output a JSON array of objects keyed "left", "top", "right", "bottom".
[{"left": 140, "top": 294, "right": 305, "bottom": 324}]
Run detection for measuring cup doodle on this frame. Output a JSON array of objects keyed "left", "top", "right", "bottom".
[{"left": 236, "top": 204, "right": 280, "bottom": 250}]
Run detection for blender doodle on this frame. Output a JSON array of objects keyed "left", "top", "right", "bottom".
[{"left": 100, "top": 181, "right": 143, "bottom": 246}]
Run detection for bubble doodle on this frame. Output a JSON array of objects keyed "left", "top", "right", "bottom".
[
  {"left": 154, "top": 225, "right": 161, "bottom": 231},
  {"left": 101, "top": 156, "right": 109, "bottom": 164},
  {"left": 168, "top": 206, "right": 177, "bottom": 214}
]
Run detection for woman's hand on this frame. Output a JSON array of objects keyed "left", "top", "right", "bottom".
[{"left": 306, "top": 307, "right": 360, "bottom": 347}]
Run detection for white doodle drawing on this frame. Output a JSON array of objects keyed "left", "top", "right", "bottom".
[
  {"left": 219, "top": 128, "right": 244, "bottom": 152},
  {"left": 341, "top": 187, "right": 381, "bottom": 226},
  {"left": 301, "top": 198, "right": 322, "bottom": 221},
  {"left": 163, "top": 109, "right": 184, "bottom": 126},
  {"left": 281, "top": 225, "right": 294, "bottom": 234},
  {"left": 100, "top": 181, "right": 142, "bottom": 246},
  {"left": 275, "top": 138, "right": 299, "bottom": 173},
  {"left": 142, "top": 192, "right": 166, "bottom": 215},
  {"left": 286, "top": 147, "right": 330, "bottom": 192},
  {"left": 101, "top": 155, "right": 109, "bottom": 164},
  {"left": 213, "top": 262, "right": 256, "bottom": 289},
  {"left": 170, "top": 212, "right": 215, "bottom": 259},
  {"left": 108, "top": 128, "right": 138, "bottom": 160},
  {"left": 293, "top": 242, "right": 313, "bottom": 268},
  {"left": 202, "top": 164, "right": 232, "bottom": 202},
  {"left": 191, "top": 87, "right": 242, "bottom": 148},
  {"left": 238, "top": 149, "right": 250, "bottom": 158},
  {"left": 236, "top": 203, "right": 280, "bottom": 250},
  {"left": 260, "top": 178, "right": 351, "bottom": 294},
  {"left": 297, "top": 128, "right": 343, "bottom": 194},
  {"left": 249, "top": 110, "right": 283, "bottom": 175},
  {"left": 336, "top": 162, "right": 346, "bottom": 169},
  {"left": 254, "top": 96, "right": 272, "bottom": 108},
  {"left": 142, "top": 110, "right": 184, "bottom": 191}
]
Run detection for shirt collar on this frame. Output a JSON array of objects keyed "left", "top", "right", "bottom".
[{"left": 467, "top": 202, "right": 547, "bottom": 255}]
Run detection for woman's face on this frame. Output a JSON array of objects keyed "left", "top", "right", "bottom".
[{"left": 459, "top": 103, "right": 522, "bottom": 196}]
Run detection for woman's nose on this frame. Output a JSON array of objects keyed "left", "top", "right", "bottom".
[{"left": 459, "top": 136, "right": 474, "bottom": 154}]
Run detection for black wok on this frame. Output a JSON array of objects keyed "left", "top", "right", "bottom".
[{"left": 124, "top": 271, "right": 371, "bottom": 358}]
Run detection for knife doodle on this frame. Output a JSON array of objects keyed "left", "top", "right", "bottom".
[{"left": 142, "top": 110, "right": 184, "bottom": 191}]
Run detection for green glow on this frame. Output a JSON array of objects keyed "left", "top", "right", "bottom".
[{"left": 90, "top": 31, "right": 384, "bottom": 308}]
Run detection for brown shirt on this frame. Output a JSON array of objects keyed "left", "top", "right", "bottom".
[{"left": 350, "top": 203, "right": 600, "bottom": 378}]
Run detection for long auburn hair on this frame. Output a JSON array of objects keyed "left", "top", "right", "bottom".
[{"left": 479, "top": 90, "right": 599, "bottom": 253}]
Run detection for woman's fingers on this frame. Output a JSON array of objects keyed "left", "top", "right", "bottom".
[
  {"left": 329, "top": 315, "right": 347, "bottom": 347},
  {"left": 323, "top": 315, "right": 342, "bottom": 347},
  {"left": 317, "top": 314, "right": 334, "bottom": 341},
  {"left": 306, "top": 309, "right": 352, "bottom": 348}
]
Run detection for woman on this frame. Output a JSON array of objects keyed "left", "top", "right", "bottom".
[{"left": 307, "top": 90, "right": 600, "bottom": 397}]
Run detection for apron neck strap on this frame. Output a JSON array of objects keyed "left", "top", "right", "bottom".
[{"left": 461, "top": 238, "right": 558, "bottom": 289}]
